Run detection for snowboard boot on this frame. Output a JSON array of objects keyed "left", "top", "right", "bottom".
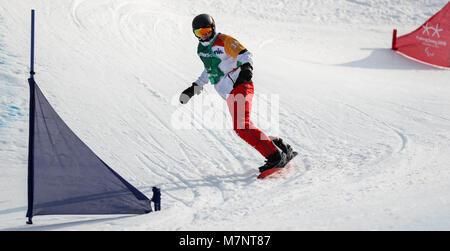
[
  {"left": 258, "top": 149, "right": 288, "bottom": 173},
  {"left": 270, "top": 136, "right": 295, "bottom": 160}
]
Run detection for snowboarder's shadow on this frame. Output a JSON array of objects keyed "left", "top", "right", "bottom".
[
  {"left": 336, "top": 48, "right": 443, "bottom": 70},
  {"left": 134, "top": 172, "right": 255, "bottom": 210},
  {"left": 150, "top": 171, "right": 257, "bottom": 194}
]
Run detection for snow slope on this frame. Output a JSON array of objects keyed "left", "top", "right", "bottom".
[{"left": 1, "top": 0, "right": 450, "bottom": 230}]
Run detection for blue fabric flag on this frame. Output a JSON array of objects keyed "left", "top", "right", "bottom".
[{"left": 26, "top": 78, "right": 151, "bottom": 222}]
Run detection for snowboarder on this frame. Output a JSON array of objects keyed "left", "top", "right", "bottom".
[{"left": 179, "top": 14, "right": 295, "bottom": 174}]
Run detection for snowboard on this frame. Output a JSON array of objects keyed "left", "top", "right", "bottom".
[{"left": 257, "top": 151, "right": 298, "bottom": 179}]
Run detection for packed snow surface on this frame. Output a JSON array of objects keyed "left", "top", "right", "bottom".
[{"left": 1, "top": 0, "right": 450, "bottom": 230}]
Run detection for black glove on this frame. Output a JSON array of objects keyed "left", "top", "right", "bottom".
[
  {"left": 233, "top": 63, "right": 253, "bottom": 88},
  {"left": 179, "top": 82, "right": 203, "bottom": 104}
]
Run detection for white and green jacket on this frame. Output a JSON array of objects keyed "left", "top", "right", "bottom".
[{"left": 195, "top": 33, "right": 253, "bottom": 99}]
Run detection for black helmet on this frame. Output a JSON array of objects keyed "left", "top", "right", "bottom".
[{"left": 192, "top": 14, "right": 215, "bottom": 40}]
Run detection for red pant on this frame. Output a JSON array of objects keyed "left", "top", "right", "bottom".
[{"left": 226, "top": 83, "right": 278, "bottom": 158}]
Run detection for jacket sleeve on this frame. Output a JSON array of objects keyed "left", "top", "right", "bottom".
[
  {"left": 237, "top": 49, "right": 253, "bottom": 68},
  {"left": 195, "top": 69, "right": 209, "bottom": 86}
]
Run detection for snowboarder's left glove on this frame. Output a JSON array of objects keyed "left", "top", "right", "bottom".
[
  {"left": 180, "top": 82, "right": 203, "bottom": 104},
  {"left": 233, "top": 63, "right": 253, "bottom": 88}
]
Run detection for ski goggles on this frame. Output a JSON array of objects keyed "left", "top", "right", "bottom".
[{"left": 194, "top": 27, "right": 212, "bottom": 38}]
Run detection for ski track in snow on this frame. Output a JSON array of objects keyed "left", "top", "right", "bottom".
[{"left": 1, "top": 0, "right": 450, "bottom": 230}]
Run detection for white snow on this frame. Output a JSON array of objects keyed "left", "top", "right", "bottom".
[{"left": 1, "top": 0, "right": 450, "bottom": 230}]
